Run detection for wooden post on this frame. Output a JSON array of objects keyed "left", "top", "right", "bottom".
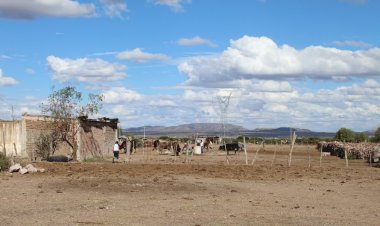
[
  {"left": 185, "top": 142, "right": 189, "bottom": 163},
  {"left": 224, "top": 141, "right": 230, "bottom": 165},
  {"left": 345, "top": 149, "right": 349, "bottom": 168},
  {"left": 243, "top": 136, "right": 248, "bottom": 165},
  {"left": 271, "top": 141, "right": 278, "bottom": 167},
  {"left": 288, "top": 131, "right": 296, "bottom": 167},
  {"left": 142, "top": 139, "right": 146, "bottom": 162},
  {"left": 319, "top": 143, "right": 323, "bottom": 167},
  {"left": 252, "top": 140, "right": 264, "bottom": 165},
  {"left": 308, "top": 145, "right": 311, "bottom": 169}
]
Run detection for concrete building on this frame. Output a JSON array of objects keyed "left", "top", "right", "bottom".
[{"left": 0, "top": 114, "right": 118, "bottom": 161}]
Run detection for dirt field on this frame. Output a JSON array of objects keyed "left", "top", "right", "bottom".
[{"left": 1, "top": 144, "right": 380, "bottom": 226}]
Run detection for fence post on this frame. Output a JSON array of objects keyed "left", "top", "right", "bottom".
[{"left": 243, "top": 136, "right": 248, "bottom": 165}]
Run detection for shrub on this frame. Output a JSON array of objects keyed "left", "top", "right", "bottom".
[
  {"left": 335, "top": 128, "right": 355, "bottom": 142},
  {"left": 0, "top": 152, "right": 11, "bottom": 171},
  {"left": 373, "top": 127, "right": 380, "bottom": 143},
  {"left": 34, "top": 133, "right": 52, "bottom": 159}
]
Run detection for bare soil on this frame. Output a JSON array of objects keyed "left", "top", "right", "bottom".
[{"left": 1, "top": 144, "right": 380, "bottom": 226}]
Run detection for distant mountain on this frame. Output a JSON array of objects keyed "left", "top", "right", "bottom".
[
  {"left": 124, "top": 123, "right": 247, "bottom": 137},
  {"left": 124, "top": 123, "right": 336, "bottom": 138},
  {"left": 241, "top": 127, "right": 335, "bottom": 138},
  {"left": 363, "top": 130, "right": 375, "bottom": 136}
]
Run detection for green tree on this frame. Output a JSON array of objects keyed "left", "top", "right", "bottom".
[
  {"left": 372, "top": 127, "right": 380, "bottom": 142},
  {"left": 355, "top": 132, "right": 368, "bottom": 143},
  {"left": 41, "top": 86, "right": 103, "bottom": 158},
  {"left": 334, "top": 128, "right": 355, "bottom": 142}
]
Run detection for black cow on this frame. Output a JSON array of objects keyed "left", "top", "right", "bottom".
[
  {"left": 219, "top": 142, "right": 244, "bottom": 155},
  {"left": 47, "top": 155, "right": 73, "bottom": 162}
]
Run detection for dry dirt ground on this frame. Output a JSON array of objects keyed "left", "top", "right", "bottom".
[{"left": 1, "top": 144, "right": 380, "bottom": 226}]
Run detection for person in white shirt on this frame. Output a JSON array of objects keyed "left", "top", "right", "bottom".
[{"left": 113, "top": 141, "right": 119, "bottom": 163}]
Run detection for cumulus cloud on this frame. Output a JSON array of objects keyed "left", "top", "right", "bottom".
[
  {"left": 252, "top": 80, "right": 293, "bottom": 92},
  {"left": 47, "top": 56, "right": 126, "bottom": 83},
  {"left": 102, "top": 87, "right": 143, "bottom": 104},
  {"left": 0, "top": 69, "right": 18, "bottom": 86},
  {"left": 0, "top": 0, "right": 95, "bottom": 19},
  {"left": 263, "top": 103, "right": 289, "bottom": 113},
  {"left": 149, "top": 99, "right": 177, "bottom": 107},
  {"left": 116, "top": 48, "right": 170, "bottom": 63},
  {"left": 98, "top": 78, "right": 380, "bottom": 132},
  {"left": 177, "top": 36, "right": 217, "bottom": 48},
  {"left": 100, "top": 0, "right": 128, "bottom": 18},
  {"left": 332, "top": 40, "right": 372, "bottom": 49},
  {"left": 179, "top": 35, "right": 380, "bottom": 87},
  {"left": 151, "top": 0, "right": 191, "bottom": 12}
]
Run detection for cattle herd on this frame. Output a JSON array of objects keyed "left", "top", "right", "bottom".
[
  {"left": 119, "top": 136, "right": 380, "bottom": 166},
  {"left": 317, "top": 141, "right": 380, "bottom": 163}
]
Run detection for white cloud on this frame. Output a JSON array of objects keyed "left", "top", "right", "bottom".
[
  {"left": 151, "top": 0, "right": 191, "bottom": 12},
  {"left": 0, "top": 0, "right": 95, "bottom": 19},
  {"left": 183, "top": 89, "right": 214, "bottom": 102},
  {"left": 253, "top": 80, "right": 293, "bottom": 92},
  {"left": 47, "top": 56, "right": 126, "bottom": 83},
  {"left": 332, "top": 40, "right": 372, "bottom": 49},
  {"left": 177, "top": 36, "right": 217, "bottom": 48},
  {"left": 25, "top": 68, "right": 35, "bottom": 75},
  {"left": 248, "top": 90, "right": 299, "bottom": 103},
  {"left": 116, "top": 48, "right": 170, "bottom": 63},
  {"left": 110, "top": 105, "right": 138, "bottom": 116},
  {"left": 102, "top": 87, "right": 143, "bottom": 104},
  {"left": 98, "top": 78, "right": 380, "bottom": 132},
  {"left": 148, "top": 99, "right": 176, "bottom": 107},
  {"left": 179, "top": 35, "right": 380, "bottom": 87},
  {"left": 0, "top": 69, "right": 18, "bottom": 86},
  {"left": 100, "top": 0, "right": 128, "bottom": 19},
  {"left": 263, "top": 103, "right": 289, "bottom": 113},
  {"left": 0, "top": 54, "right": 12, "bottom": 60}
]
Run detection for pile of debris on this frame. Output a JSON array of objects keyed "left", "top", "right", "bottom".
[
  {"left": 8, "top": 163, "right": 45, "bottom": 175},
  {"left": 317, "top": 141, "right": 378, "bottom": 160}
]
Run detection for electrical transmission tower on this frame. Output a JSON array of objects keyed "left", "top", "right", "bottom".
[{"left": 217, "top": 92, "right": 232, "bottom": 139}]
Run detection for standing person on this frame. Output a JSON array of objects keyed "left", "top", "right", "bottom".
[
  {"left": 175, "top": 142, "right": 181, "bottom": 156},
  {"left": 113, "top": 141, "right": 119, "bottom": 163},
  {"left": 200, "top": 139, "right": 204, "bottom": 153}
]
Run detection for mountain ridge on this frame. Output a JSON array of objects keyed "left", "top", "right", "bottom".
[{"left": 124, "top": 123, "right": 341, "bottom": 138}]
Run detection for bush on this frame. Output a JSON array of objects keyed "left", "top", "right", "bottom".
[
  {"left": 0, "top": 152, "right": 11, "bottom": 171},
  {"left": 34, "top": 133, "right": 52, "bottom": 159},
  {"left": 373, "top": 127, "right": 380, "bottom": 143},
  {"left": 335, "top": 128, "right": 355, "bottom": 142}
]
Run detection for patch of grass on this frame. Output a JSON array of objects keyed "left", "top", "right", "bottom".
[
  {"left": 347, "top": 154, "right": 357, "bottom": 160},
  {"left": 0, "top": 152, "right": 11, "bottom": 171},
  {"left": 83, "top": 156, "right": 106, "bottom": 163}
]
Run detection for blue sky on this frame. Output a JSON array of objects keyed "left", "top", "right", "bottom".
[{"left": 1, "top": 0, "right": 380, "bottom": 132}]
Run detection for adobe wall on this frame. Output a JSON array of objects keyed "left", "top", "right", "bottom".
[
  {"left": 1, "top": 115, "right": 118, "bottom": 160},
  {"left": 77, "top": 120, "right": 117, "bottom": 161},
  {"left": 0, "top": 120, "right": 25, "bottom": 157},
  {"left": 22, "top": 115, "right": 74, "bottom": 158}
]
